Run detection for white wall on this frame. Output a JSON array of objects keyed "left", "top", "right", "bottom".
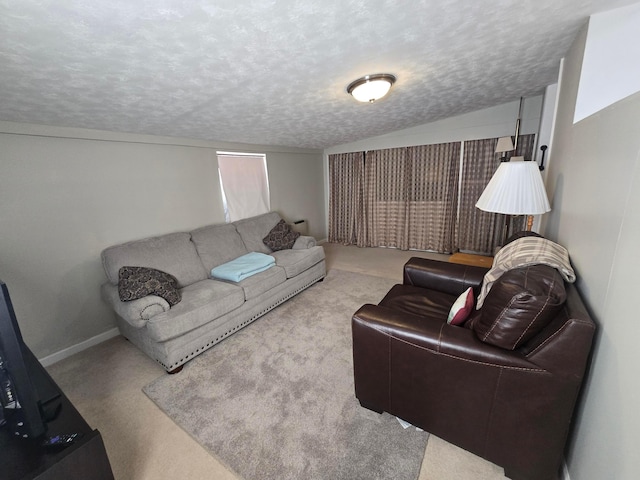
[
  {"left": 574, "top": 2, "right": 640, "bottom": 123},
  {"left": 325, "top": 96, "right": 543, "bottom": 155},
  {"left": 0, "top": 122, "right": 324, "bottom": 359},
  {"left": 266, "top": 150, "right": 325, "bottom": 236},
  {"left": 543, "top": 13, "right": 640, "bottom": 480}
]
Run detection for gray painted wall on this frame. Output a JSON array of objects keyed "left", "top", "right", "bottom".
[
  {"left": 0, "top": 123, "right": 324, "bottom": 359},
  {"left": 324, "top": 96, "right": 543, "bottom": 155},
  {"left": 543, "top": 22, "right": 640, "bottom": 480}
]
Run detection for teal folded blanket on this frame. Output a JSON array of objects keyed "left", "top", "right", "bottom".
[{"left": 211, "top": 252, "right": 276, "bottom": 282}]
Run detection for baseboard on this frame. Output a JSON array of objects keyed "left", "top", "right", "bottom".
[
  {"left": 561, "top": 460, "right": 571, "bottom": 480},
  {"left": 39, "top": 327, "right": 120, "bottom": 367}
]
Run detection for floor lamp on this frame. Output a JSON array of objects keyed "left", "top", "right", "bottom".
[{"left": 475, "top": 157, "right": 551, "bottom": 245}]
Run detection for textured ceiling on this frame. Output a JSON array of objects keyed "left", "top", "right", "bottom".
[{"left": 0, "top": 0, "right": 635, "bottom": 149}]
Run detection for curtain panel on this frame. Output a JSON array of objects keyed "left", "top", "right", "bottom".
[
  {"left": 362, "top": 147, "right": 409, "bottom": 249},
  {"left": 328, "top": 152, "right": 364, "bottom": 244},
  {"left": 362, "top": 142, "right": 460, "bottom": 252},
  {"left": 329, "top": 144, "right": 460, "bottom": 252},
  {"left": 364, "top": 142, "right": 460, "bottom": 253},
  {"left": 406, "top": 143, "right": 460, "bottom": 252},
  {"left": 328, "top": 135, "right": 535, "bottom": 255},
  {"left": 456, "top": 134, "right": 535, "bottom": 254}
]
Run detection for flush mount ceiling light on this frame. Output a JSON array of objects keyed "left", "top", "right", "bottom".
[{"left": 347, "top": 74, "right": 396, "bottom": 103}]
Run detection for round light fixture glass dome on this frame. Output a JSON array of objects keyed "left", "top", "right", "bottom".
[{"left": 347, "top": 74, "right": 396, "bottom": 103}]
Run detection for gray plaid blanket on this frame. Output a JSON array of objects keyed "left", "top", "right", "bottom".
[{"left": 477, "top": 236, "right": 576, "bottom": 308}]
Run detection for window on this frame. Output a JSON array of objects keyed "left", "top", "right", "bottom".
[{"left": 217, "top": 152, "right": 270, "bottom": 222}]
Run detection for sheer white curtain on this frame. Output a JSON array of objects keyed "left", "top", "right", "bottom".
[{"left": 217, "top": 152, "right": 270, "bottom": 222}]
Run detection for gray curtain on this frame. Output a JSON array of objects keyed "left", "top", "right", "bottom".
[
  {"left": 456, "top": 134, "right": 535, "bottom": 254},
  {"left": 406, "top": 143, "right": 460, "bottom": 252},
  {"left": 362, "top": 147, "right": 408, "bottom": 248},
  {"left": 328, "top": 152, "right": 364, "bottom": 244},
  {"left": 328, "top": 135, "right": 534, "bottom": 255},
  {"left": 362, "top": 142, "right": 460, "bottom": 252},
  {"left": 329, "top": 142, "right": 460, "bottom": 252}
]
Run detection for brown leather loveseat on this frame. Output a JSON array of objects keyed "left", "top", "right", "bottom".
[{"left": 352, "top": 250, "right": 595, "bottom": 480}]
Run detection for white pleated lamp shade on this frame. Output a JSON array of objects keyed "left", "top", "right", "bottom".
[
  {"left": 495, "top": 136, "right": 514, "bottom": 153},
  {"left": 476, "top": 159, "right": 551, "bottom": 215}
]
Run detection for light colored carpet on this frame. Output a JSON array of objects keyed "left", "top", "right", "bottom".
[
  {"left": 46, "top": 243, "right": 507, "bottom": 479},
  {"left": 143, "top": 269, "right": 428, "bottom": 480}
]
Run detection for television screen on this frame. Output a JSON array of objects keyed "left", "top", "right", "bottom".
[{"left": 0, "top": 280, "right": 60, "bottom": 438}]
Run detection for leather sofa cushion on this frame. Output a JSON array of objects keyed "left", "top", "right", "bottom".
[
  {"left": 379, "top": 284, "right": 456, "bottom": 320},
  {"left": 472, "top": 264, "right": 566, "bottom": 350},
  {"left": 504, "top": 230, "right": 543, "bottom": 245}
]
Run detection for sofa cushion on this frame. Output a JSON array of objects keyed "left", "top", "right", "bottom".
[
  {"left": 190, "top": 223, "right": 248, "bottom": 272},
  {"left": 270, "top": 246, "right": 325, "bottom": 278},
  {"left": 379, "top": 284, "right": 456, "bottom": 320},
  {"left": 118, "top": 266, "right": 181, "bottom": 306},
  {"left": 473, "top": 265, "right": 566, "bottom": 350},
  {"left": 102, "top": 232, "right": 208, "bottom": 288},
  {"left": 145, "top": 279, "right": 245, "bottom": 342},
  {"left": 235, "top": 266, "right": 287, "bottom": 300},
  {"left": 233, "top": 212, "right": 282, "bottom": 254},
  {"left": 263, "top": 219, "right": 300, "bottom": 251}
]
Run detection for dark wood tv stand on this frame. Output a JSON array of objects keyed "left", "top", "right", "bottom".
[{"left": 0, "top": 348, "right": 114, "bottom": 480}]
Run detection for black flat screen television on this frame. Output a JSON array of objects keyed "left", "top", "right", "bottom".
[{"left": 0, "top": 279, "right": 60, "bottom": 438}]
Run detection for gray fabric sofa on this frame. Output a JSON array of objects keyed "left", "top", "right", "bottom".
[{"left": 100, "top": 212, "right": 325, "bottom": 372}]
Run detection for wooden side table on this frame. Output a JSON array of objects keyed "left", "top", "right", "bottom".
[{"left": 448, "top": 253, "right": 494, "bottom": 268}]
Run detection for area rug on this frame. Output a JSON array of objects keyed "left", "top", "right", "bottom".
[{"left": 143, "top": 269, "right": 429, "bottom": 480}]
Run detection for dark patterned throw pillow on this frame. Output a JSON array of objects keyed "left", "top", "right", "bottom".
[
  {"left": 118, "top": 266, "right": 181, "bottom": 306},
  {"left": 262, "top": 219, "right": 300, "bottom": 251}
]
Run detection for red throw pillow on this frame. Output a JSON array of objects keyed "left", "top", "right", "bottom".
[{"left": 447, "top": 287, "right": 474, "bottom": 326}]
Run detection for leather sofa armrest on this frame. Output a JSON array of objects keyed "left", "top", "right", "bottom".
[
  {"left": 403, "top": 257, "right": 488, "bottom": 297},
  {"left": 292, "top": 235, "right": 316, "bottom": 249},
  {"left": 101, "top": 283, "right": 170, "bottom": 328},
  {"left": 352, "top": 304, "right": 540, "bottom": 371}
]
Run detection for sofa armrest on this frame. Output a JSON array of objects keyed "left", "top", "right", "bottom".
[
  {"left": 403, "top": 257, "right": 488, "bottom": 297},
  {"left": 292, "top": 235, "right": 316, "bottom": 249},
  {"left": 352, "top": 304, "right": 539, "bottom": 371},
  {"left": 101, "top": 283, "right": 170, "bottom": 328}
]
